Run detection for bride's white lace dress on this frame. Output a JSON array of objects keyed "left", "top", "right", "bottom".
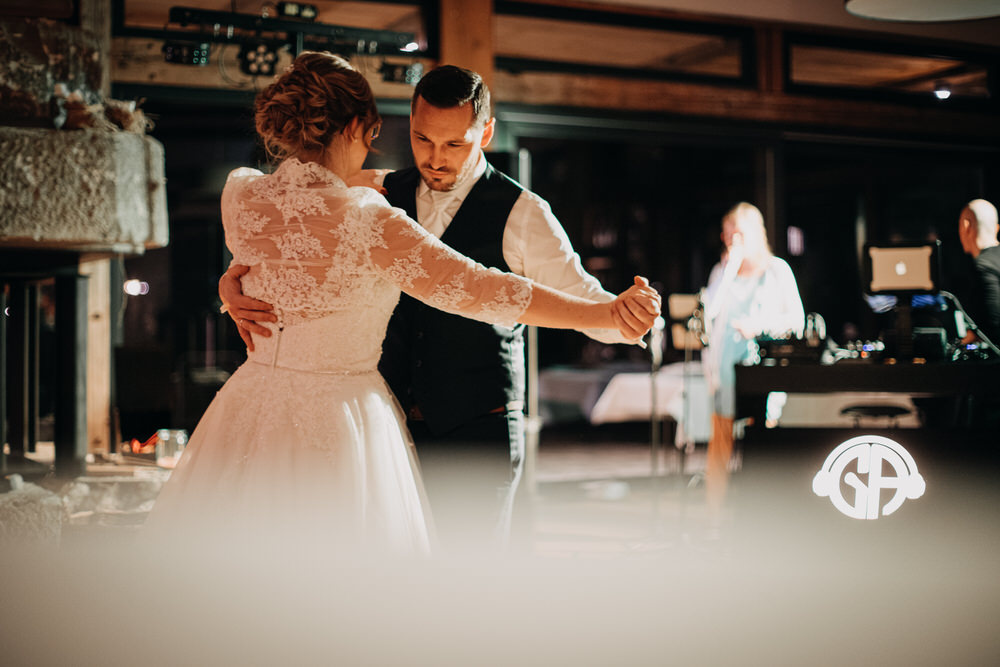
[{"left": 145, "top": 158, "right": 532, "bottom": 554}]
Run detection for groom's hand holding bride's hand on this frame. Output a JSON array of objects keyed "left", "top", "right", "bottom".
[
  {"left": 611, "top": 276, "right": 661, "bottom": 347},
  {"left": 219, "top": 264, "right": 277, "bottom": 352}
]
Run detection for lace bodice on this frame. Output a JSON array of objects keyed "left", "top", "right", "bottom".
[{"left": 221, "top": 158, "right": 533, "bottom": 372}]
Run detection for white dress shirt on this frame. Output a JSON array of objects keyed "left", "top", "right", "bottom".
[{"left": 378, "top": 153, "right": 627, "bottom": 344}]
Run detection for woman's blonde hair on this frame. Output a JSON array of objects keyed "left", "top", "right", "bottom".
[
  {"left": 724, "top": 201, "right": 772, "bottom": 257},
  {"left": 254, "top": 51, "right": 380, "bottom": 160}
]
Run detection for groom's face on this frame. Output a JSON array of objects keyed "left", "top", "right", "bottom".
[{"left": 410, "top": 96, "right": 495, "bottom": 192}]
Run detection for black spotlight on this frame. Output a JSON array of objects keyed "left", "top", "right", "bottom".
[
  {"left": 379, "top": 61, "right": 424, "bottom": 85},
  {"left": 238, "top": 43, "right": 279, "bottom": 76},
  {"left": 162, "top": 41, "right": 210, "bottom": 66}
]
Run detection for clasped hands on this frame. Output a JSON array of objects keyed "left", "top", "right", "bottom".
[{"left": 611, "top": 276, "right": 662, "bottom": 347}]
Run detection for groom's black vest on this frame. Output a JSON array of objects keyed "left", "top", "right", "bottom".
[{"left": 379, "top": 163, "right": 526, "bottom": 435}]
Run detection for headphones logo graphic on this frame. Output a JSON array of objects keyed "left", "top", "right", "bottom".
[{"left": 812, "top": 435, "right": 925, "bottom": 519}]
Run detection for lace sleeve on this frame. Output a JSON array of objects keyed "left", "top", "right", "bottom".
[
  {"left": 360, "top": 193, "right": 533, "bottom": 327},
  {"left": 221, "top": 168, "right": 271, "bottom": 267}
]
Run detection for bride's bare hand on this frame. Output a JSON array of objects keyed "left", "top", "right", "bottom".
[
  {"left": 611, "top": 276, "right": 661, "bottom": 343},
  {"left": 219, "top": 264, "right": 277, "bottom": 351}
]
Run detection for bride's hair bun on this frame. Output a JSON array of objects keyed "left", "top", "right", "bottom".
[{"left": 255, "top": 51, "right": 380, "bottom": 159}]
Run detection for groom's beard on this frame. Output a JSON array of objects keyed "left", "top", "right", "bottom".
[
  {"left": 419, "top": 164, "right": 458, "bottom": 192},
  {"left": 418, "top": 158, "right": 476, "bottom": 192}
]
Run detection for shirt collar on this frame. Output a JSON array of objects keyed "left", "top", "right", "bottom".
[{"left": 417, "top": 151, "right": 488, "bottom": 205}]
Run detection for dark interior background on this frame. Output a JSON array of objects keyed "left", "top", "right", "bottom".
[{"left": 111, "top": 94, "right": 1000, "bottom": 437}]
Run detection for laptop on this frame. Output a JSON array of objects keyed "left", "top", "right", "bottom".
[{"left": 866, "top": 242, "right": 940, "bottom": 294}]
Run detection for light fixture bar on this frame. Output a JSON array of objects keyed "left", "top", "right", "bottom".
[
  {"left": 168, "top": 6, "right": 415, "bottom": 53},
  {"left": 845, "top": 0, "right": 1000, "bottom": 22}
]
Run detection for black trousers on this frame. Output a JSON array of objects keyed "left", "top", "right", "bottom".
[{"left": 407, "top": 411, "right": 525, "bottom": 550}]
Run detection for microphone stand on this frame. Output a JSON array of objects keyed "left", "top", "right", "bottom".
[
  {"left": 680, "top": 303, "right": 706, "bottom": 474},
  {"left": 941, "top": 290, "right": 1000, "bottom": 355},
  {"left": 649, "top": 317, "right": 665, "bottom": 477}
]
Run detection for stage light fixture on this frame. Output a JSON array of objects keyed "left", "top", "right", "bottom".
[
  {"left": 168, "top": 7, "right": 418, "bottom": 55},
  {"left": 123, "top": 279, "right": 149, "bottom": 296},
  {"left": 379, "top": 61, "right": 424, "bottom": 85},
  {"left": 933, "top": 80, "right": 952, "bottom": 100},
  {"left": 845, "top": 0, "right": 1000, "bottom": 22},
  {"left": 161, "top": 40, "right": 210, "bottom": 66},
  {"left": 277, "top": 2, "right": 318, "bottom": 21},
  {"left": 238, "top": 42, "right": 280, "bottom": 76}
]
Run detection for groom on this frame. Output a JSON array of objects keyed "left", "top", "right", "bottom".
[{"left": 220, "top": 65, "right": 656, "bottom": 549}]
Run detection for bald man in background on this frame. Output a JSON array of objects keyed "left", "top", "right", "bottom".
[{"left": 958, "top": 199, "right": 1000, "bottom": 346}]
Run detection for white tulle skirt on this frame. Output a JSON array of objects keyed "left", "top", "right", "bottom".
[{"left": 144, "top": 361, "right": 432, "bottom": 555}]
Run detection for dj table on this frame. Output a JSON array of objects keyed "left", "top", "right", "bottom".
[{"left": 735, "top": 360, "right": 1000, "bottom": 431}]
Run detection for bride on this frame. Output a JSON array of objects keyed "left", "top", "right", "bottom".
[{"left": 144, "top": 51, "right": 660, "bottom": 554}]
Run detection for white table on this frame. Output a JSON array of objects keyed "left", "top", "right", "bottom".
[{"left": 539, "top": 361, "right": 712, "bottom": 445}]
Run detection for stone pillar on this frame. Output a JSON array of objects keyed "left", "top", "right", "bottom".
[{"left": 1, "top": 10, "right": 167, "bottom": 467}]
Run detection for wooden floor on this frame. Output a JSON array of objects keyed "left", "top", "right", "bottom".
[
  {"left": 525, "top": 421, "right": 723, "bottom": 560},
  {"left": 6, "top": 424, "right": 1000, "bottom": 666}
]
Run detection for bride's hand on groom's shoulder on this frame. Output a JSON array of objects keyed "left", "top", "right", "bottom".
[
  {"left": 611, "top": 276, "right": 661, "bottom": 346},
  {"left": 346, "top": 168, "right": 392, "bottom": 194},
  {"left": 219, "top": 264, "right": 278, "bottom": 352}
]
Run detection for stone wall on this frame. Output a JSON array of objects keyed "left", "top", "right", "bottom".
[{"left": 0, "top": 126, "right": 168, "bottom": 253}]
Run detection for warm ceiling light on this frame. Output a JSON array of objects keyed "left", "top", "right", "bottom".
[{"left": 845, "top": 0, "right": 1000, "bottom": 22}]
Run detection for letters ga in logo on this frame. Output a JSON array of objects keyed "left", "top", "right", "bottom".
[{"left": 812, "top": 435, "right": 925, "bottom": 520}]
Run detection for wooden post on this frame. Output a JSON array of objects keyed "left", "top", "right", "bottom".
[
  {"left": 80, "top": 257, "right": 112, "bottom": 453},
  {"left": 26, "top": 282, "right": 39, "bottom": 451},
  {"left": 54, "top": 274, "right": 89, "bottom": 478},
  {"left": 438, "top": 0, "right": 495, "bottom": 89},
  {"left": 755, "top": 144, "right": 786, "bottom": 255},
  {"left": 6, "top": 281, "right": 29, "bottom": 457},
  {"left": 0, "top": 284, "right": 7, "bottom": 453},
  {"left": 755, "top": 26, "right": 784, "bottom": 95},
  {"left": 79, "top": 0, "right": 114, "bottom": 455},
  {"left": 78, "top": 0, "right": 111, "bottom": 96}
]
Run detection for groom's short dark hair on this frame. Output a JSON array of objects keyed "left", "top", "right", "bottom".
[{"left": 412, "top": 65, "right": 492, "bottom": 128}]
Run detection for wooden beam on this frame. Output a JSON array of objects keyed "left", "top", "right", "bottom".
[
  {"left": 756, "top": 26, "right": 784, "bottom": 94},
  {"left": 438, "top": 0, "right": 495, "bottom": 88},
  {"left": 493, "top": 69, "right": 1000, "bottom": 141}
]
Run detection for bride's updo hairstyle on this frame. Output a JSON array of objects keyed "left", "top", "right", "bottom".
[{"left": 255, "top": 51, "right": 380, "bottom": 160}]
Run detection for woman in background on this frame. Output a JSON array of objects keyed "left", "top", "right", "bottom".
[{"left": 701, "top": 202, "right": 803, "bottom": 519}]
